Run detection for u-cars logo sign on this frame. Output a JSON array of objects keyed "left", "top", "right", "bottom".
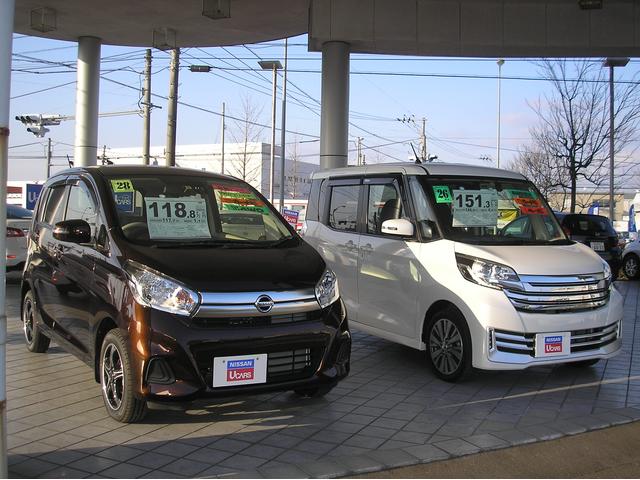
[
  {"left": 226, "top": 359, "right": 255, "bottom": 382},
  {"left": 544, "top": 335, "right": 563, "bottom": 354}
]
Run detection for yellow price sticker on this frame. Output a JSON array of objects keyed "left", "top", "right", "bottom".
[{"left": 111, "top": 179, "right": 134, "bottom": 192}]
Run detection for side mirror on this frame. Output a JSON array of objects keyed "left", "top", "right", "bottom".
[
  {"left": 381, "top": 218, "right": 414, "bottom": 237},
  {"left": 53, "top": 219, "right": 92, "bottom": 244}
]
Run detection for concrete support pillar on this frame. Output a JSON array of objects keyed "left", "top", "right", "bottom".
[
  {"left": 0, "top": 2, "right": 14, "bottom": 476},
  {"left": 74, "top": 36, "right": 101, "bottom": 166},
  {"left": 320, "top": 41, "right": 350, "bottom": 170}
]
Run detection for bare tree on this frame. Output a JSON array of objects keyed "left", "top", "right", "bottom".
[
  {"left": 227, "top": 96, "right": 265, "bottom": 185},
  {"left": 508, "top": 146, "right": 570, "bottom": 209},
  {"left": 286, "top": 136, "right": 301, "bottom": 198},
  {"left": 521, "top": 59, "right": 640, "bottom": 212}
]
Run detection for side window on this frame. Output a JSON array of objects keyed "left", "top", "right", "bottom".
[
  {"left": 408, "top": 176, "right": 439, "bottom": 239},
  {"left": 328, "top": 185, "right": 360, "bottom": 232},
  {"left": 367, "top": 183, "right": 403, "bottom": 235},
  {"left": 42, "top": 185, "right": 67, "bottom": 226},
  {"left": 305, "top": 179, "right": 321, "bottom": 222},
  {"left": 66, "top": 183, "right": 98, "bottom": 239}
]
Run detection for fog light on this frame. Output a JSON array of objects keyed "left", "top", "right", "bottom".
[
  {"left": 489, "top": 328, "right": 496, "bottom": 352},
  {"left": 145, "top": 358, "right": 175, "bottom": 385}
]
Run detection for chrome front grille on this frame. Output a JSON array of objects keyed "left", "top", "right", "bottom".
[
  {"left": 502, "top": 273, "right": 610, "bottom": 313},
  {"left": 492, "top": 322, "right": 619, "bottom": 357}
]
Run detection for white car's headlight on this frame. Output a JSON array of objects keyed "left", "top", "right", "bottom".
[
  {"left": 603, "top": 260, "right": 612, "bottom": 287},
  {"left": 456, "top": 254, "right": 520, "bottom": 290},
  {"left": 315, "top": 268, "right": 339, "bottom": 309},
  {"left": 125, "top": 261, "right": 200, "bottom": 316}
]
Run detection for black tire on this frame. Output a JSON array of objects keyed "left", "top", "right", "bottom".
[
  {"left": 99, "top": 329, "right": 147, "bottom": 423},
  {"left": 294, "top": 384, "right": 334, "bottom": 398},
  {"left": 569, "top": 358, "right": 600, "bottom": 367},
  {"left": 22, "top": 290, "right": 50, "bottom": 353},
  {"left": 623, "top": 254, "right": 640, "bottom": 280},
  {"left": 425, "top": 306, "right": 472, "bottom": 382}
]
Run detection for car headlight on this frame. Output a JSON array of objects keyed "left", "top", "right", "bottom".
[
  {"left": 603, "top": 260, "right": 612, "bottom": 287},
  {"left": 125, "top": 261, "right": 200, "bottom": 316},
  {"left": 315, "top": 268, "right": 339, "bottom": 309},
  {"left": 456, "top": 254, "right": 520, "bottom": 290}
]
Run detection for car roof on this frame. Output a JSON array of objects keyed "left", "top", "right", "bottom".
[
  {"left": 47, "top": 165, "right": 234, "bottom": 183},
  {"left": 311, "top": 162, "right": 527, "bottom": 180}
]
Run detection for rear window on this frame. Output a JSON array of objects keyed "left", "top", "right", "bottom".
[{"left": 562, "top": 215, "right": 616, "bottom": 236}]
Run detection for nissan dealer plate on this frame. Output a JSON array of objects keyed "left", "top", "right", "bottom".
[
  {"left": 213, "top": 354, "right": 267, "bottom": 387},
  {"left": 590, "top": 241, "right": 605, "bottom": 251},
  {"left": 535, "top": 332, "right": 570, "bottom": 357}
]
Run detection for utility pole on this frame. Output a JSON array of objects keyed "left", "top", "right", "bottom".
[
  {"left": 142, "top": 49, "right": 152, "bottom": 165},
  {"left": 220, "top": 102, "right": 225, "bottom": 175},
  {"left": 420, "top": 117, "right": 427, "bottom": 162},
  {"left": 496, "top": 58, "right": 505, "bottom": 168},
  {"left": 279, "top": 38, "right": 288, "bottom": 213},
  {"left": 46, "top": 137, "right": 52, "bottom": 178},
  {"left": 268, "top": 65, "right": 278, "bottom": 202},
  {"left": 356, "top": 137, "right": 363, "bottom": 166},
  {"left": 166, "top": 48, "right": 180, "bottom": 167}
]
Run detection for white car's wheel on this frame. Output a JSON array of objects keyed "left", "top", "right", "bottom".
[{"left": 623, "top": 254, "right": 640, "bottom": 280}]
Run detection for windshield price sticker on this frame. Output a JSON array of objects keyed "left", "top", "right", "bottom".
[
  {"left": 213, "top": 184, "right": 270, "bottom": 215},
  {"left": 111, "top": 179, "right": 134, "bottom": 193},
  {"left": 452, "top": 189, "right": 499, "bottom": 227},
  {"left": 433, "top": 185, "right": 452, "bottom": 203},
  {"left": 514, "top": 197, "right": 547, "bottom": 215},
  {"left": 145, "top": 197, "right": 211, "bottom": 239},
  {"left": 505, "top": 189, "right": 537, "bottom": 200}
]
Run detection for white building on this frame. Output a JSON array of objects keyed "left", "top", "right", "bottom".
[{"left": 107, "top": 143, "right": 318, "bottom": 200}]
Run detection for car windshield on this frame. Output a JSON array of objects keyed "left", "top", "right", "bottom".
[
  {"left": 420, "top": 177, "right": 568, "bottom": 245},
  {"left": 104, "top": 174, "right": 293, "bottom": 246},
  {"left": 7, "top": 204, "right": 33, "bottom": 219}
]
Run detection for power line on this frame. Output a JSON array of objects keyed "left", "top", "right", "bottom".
[{"left": 10, "top": 81, "right": 76, "bottom": 99}]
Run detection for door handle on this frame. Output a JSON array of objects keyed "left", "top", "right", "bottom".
[
  {"left": 345, "top": 240, "right": 358, "bottom": 252},
  {"left": 53, "top": 244, "right": 64, "bottom": 260}
]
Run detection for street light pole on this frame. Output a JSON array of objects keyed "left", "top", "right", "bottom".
[
  {"left": 603, "top": 57, "right": 629, "bottom": 222},
  {"left": 496, "top": 58, "right": 504, "bottom": 169},
  {"left": 258, "top": 60, "right": 283, "bottom": 203},
  {"left": 279, "top": 38, "right": 288, "bottom": 212}
]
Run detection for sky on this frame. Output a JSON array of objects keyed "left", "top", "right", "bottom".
[{"left": 8, "top": 33, "right": 640, "bottom": 185}]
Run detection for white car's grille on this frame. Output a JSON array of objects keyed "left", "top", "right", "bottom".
[{"left": 502, "top": 273, "right": 610, "bottom": 313}]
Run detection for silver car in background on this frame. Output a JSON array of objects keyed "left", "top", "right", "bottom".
[{"left": 6, "top": 204, "right": 32, "bottom": 271}]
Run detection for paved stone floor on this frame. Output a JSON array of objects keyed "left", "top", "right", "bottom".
[{"left": 6, "top": 279, "right": 640, "bottom": 479}]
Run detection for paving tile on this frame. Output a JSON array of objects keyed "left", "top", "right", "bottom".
[
  {"left": 96, "top": 445, "right": 143, "bottom": 463},
  {"left": 67, "top": 455, "right": 119, "bottom": 475},
  {"left": 259, "top": 464, "right": 310, "bottom": 478},
  {"left": 159, "top": 457, "right": 210, "bottom": 477},
  {"left": 9, "top": 457, "right": 58, "bottom": 477},
  {"left": 403, "top": 443, "right": 450, "bottom": 462},
  {"left": 42, "top": 465, "right": 90, "bottom": 478},
  {"left": 364, "top": 448, "right": 420, "bottom": 468},
  {"left": 335, "top": 454, "right": 385, "bottom": 474},
  {"left": 127, "top": 451, "right": 175, "bottom": 470},
  {"left": 434, "top": 438, "right": 482, "bottom": 456},
  {"left": 100, "top": 462, "right": 153, "bottom": 478},
  {"left": 298, "top": 459, "right": 350, "bottom": 478},
  {"left": 463, "top": 433, "right": 509, "bottom": 450}
]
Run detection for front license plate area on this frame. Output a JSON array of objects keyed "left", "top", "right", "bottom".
[
  {"left": 590, "top": 241, "right": 605, "bottom": 251},
  {"left": 535, "top": 332, "right": 570, "bottom": 358},
  {"left": 212, "top": 353, "right": 268, "bottom": 387}
]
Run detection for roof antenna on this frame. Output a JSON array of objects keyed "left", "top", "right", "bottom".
[{"left": 410, "top": 143, "right": 422, "bottom": 164}]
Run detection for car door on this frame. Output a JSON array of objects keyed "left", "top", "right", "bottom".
[
  {"left": 317, "top": 179, "right": 362, "bottom": 322},
  {"left": 51, "top": 178, "right": 101, "bottom": 359},
  {"left": 357, "top": 176, "right": 419, "bottom": 339},
  {"left": 31, "top": 182, "right": 69, "bottom": 332}
]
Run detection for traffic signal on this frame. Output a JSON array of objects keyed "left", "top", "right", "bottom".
[
  {"left": 26, "top": 126, "right": 50, "bottom": 137},
  {"left": 15, "top": 114, "right": 42, "bottom": 125}
]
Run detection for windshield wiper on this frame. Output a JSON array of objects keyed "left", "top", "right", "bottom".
[{"left": 264, "top": 236, "right": 297, "bottom": 248}]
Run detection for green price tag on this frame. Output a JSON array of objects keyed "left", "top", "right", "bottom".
[{"left": 433, "top": 185, "right": 452, "bottom": 203}]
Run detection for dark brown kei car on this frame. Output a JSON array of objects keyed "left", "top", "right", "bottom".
[{"left": 21, "top": 166, "right": 350, "bottom": 422}]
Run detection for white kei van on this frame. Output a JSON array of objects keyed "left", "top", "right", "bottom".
[{"left": 302, "top": 163, "right": 623, "bottom": 381}]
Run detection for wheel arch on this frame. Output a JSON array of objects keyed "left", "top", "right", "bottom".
[
  {"left": 94, "top": 317, "right": 118, "bottom": 382},
  {"left": 420, "top": 300, "right": 466, "bottom": 343}
]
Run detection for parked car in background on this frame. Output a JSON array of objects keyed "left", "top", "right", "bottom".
[
  {"left": 303, "top": 163, "right": 622, "bottom": 382},
  {"left": 6, "top": 204, "right": 32, "bottom": 271},
  {"left": 21, "top": 166, "right": 350, "bottom": 422},
  {"left": 555, "top": 212, "right": 622, "bottom": 279},
  {"left": 621, "top": 237, "right": 640, "bottom": 279}
]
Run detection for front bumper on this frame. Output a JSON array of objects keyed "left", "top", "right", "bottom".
[
  {"left": 127, "top": 299, "right": 351, "bottom": 402},
  {"left": 456, "top": 282, "right": 624, "bottom": 370}
]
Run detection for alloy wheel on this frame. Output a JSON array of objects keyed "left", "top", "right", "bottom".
[
  {"left": 23, "top": 298, "right": 34, "bottom": 345},
  {"left": 625, "top": 256, "right": 638, "bottom": 278},
  {"left": 102, "top": 343, "right": 125, "bottom": 411},
  {"left": 429, "top": 318, "right": 464, "bottom": 376}
]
